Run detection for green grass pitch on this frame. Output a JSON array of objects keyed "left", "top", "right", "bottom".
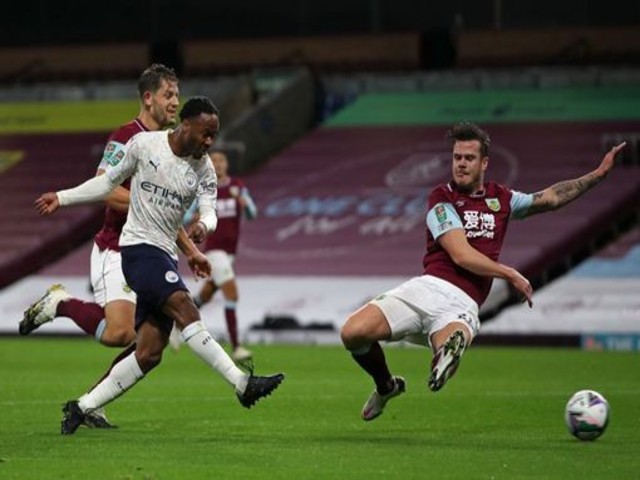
[{"left": 1, "top": 338, "right": 638, "bottom": 479}]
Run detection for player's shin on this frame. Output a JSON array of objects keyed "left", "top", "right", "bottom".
[
  {"left": 78, "top": 351, "right": 144, "bottom": 412},
  {"left": 350, "top": 342, "right": 395, "bottom": 394},
  {"left": 181, "top": 321, "right": 248, "bottom": 393}
]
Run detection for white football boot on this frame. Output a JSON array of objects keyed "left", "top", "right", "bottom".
[
  {"left": 361, "top": 376, "right": 406, "bottom": 421},
  {"left": 428, "top": 329, "right": 466, "bottom": 392},
  {"left": 19, "top": 284, "right": 71, "bottom": 335}
]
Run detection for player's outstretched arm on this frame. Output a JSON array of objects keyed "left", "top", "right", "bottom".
[
  {"left": 96, "top": 168, "right": 130, "bottom": 213},
  {"left": 439, "top": 228, "right": 533, "bottom": 306},
  {"left": 524, "top": 142, "right": 627, "bottom": 217},
  {"left": 34, "top": 173, "right": 116, "bottom": 216}
]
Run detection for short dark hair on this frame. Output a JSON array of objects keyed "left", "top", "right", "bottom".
[
  {"left": 179, "top": 96, "right": 219, "bottom": 121},
  {"left": 137, "top": 63, "right": 178, "bottom": 98},
  {"left": 447, "top": 121, "right": 491, "bottom": 157}
]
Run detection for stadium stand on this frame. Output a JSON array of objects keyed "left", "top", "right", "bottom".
[
  {"left": 2, "top": 26, "right": 638, "bottom": 83},
  {"left": 0, "top": 43, "right": 148, "bottom": 83},
  {"left": 0, "top": 45, "right": 638, "bottom": 337},
  {"left": 456, "top": 27, "right": 640, "bottom": 68},
  {"left": 482, "top": 224, "right": 640, "bottom": 348},
  {"left": 233, "top": 122, "right": 640, "bottom": 280},
  {"left": 0, "top": 133, "right": 105, "bottom": 288}
]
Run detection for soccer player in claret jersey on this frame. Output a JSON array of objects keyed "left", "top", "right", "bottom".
[
  {"left": 340, "top": 121, "right": 626, "bottom": 421},
  {"left": 19, "top": 63, "right": 180, "bottom": 429},
  {"left": 34, "top": 96, "right": 284, "bottom": 435},
  {"left": 179, "top": 150, "right": 257, "bottom": 362}
]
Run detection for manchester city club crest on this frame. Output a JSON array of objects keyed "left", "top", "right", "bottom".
[
  {"left": 185, "top": 171, "right": 197, "bottom": 188},
  {"left": 485, "top": 198, "right": 501, "bottom": 212}
]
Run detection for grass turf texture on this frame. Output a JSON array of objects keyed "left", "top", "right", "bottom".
[{"left": 1, "top": 338, "right": 638, "bottom": 479}]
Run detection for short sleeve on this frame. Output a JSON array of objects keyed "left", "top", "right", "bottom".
[
  {"left": 509, "top": 190, "right": 534, "bottom": 219},
  {"left": 426, "top": 202, "right": 463, "bottom": 240}
]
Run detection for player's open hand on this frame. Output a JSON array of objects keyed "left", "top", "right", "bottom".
[
  {"left": 34, "top": 192, "right": 60, "bottom": 216},
  {"left": 188, "top": 251, "right": 211, "bottom": 280},
  {"left": 507, "top": 268, "right": 533, "bottom": 307},
  {"left": 596, "top": 142, "right": 626, "bottom": 178}
]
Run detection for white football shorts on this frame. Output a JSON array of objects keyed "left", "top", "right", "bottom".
[
  {"left": 370, "top": 275, "right": 480, "bottom": 349},
  {"left": 205, "top": 250, "right": 236, "bottom": 286},
  {"left": 90, "top": 243, "right": 137, "bottom": 306}
]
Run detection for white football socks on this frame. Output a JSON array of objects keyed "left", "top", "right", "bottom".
[
  {"left": 76, "top": 322, "right": 249, "bottom": 413},
  {"left": 181, "top": 321, "right": 248, "bottom": 393},
  {"left": 78, "top": 351, "right": 144, "bottom": 412}
]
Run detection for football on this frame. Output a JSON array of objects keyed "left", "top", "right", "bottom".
[{"left": 564, "top": 389, "right": 610, "bottom": 441}]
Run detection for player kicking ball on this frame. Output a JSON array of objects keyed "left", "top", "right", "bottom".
[{"left": 34, "top": 96, "right": 284, "bottom": 434}]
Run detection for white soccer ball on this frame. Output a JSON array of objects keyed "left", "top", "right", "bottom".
[{"left": 564, "top": 389, "right": 610, "bottom": 441}]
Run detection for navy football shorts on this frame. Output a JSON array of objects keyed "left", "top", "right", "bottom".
[{"left": 121, "top": 244, "right": 188, "bottom": 336}]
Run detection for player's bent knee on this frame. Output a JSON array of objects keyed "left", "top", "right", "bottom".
[
  {"left": 340, "top": 317, "right": 370, "bottom": 348},
  {"left": 136, "top": 348, "right": 163, "bottom": 372},
  {"left": 339, "top": 326, "right": 352, "bottom": 347},
  {"left": 342, "top": 306, "right": 391, "bottom": 347}
]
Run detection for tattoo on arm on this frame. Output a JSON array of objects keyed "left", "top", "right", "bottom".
[
  {"left": 526, "top": 191, "right": 553, "bottom": 216},
  {"left": 527, "top": 173, "right": 600, "bottom": 216},
  {"left": 551, "top": 173, "right": 599, "bottom": 206}
]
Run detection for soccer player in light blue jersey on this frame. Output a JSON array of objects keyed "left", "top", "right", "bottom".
[
  {"left": 35, "top": 96, "right": 284, "bottom": 434},
  {"left": 20, "top": 63, "right": 181, "bottom": 430}
]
